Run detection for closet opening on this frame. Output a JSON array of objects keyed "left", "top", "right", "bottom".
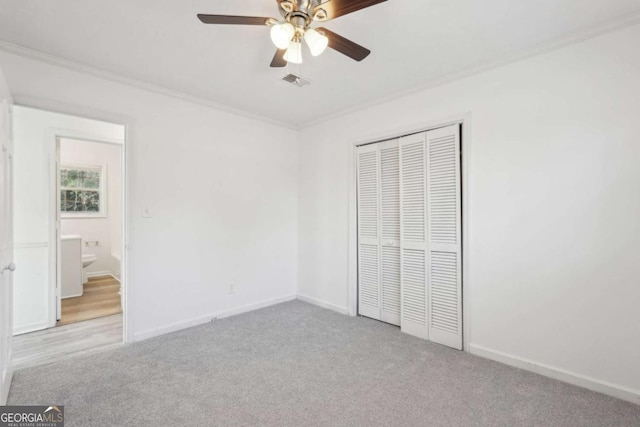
[{"left": 355, "top": 123, "right": 463, "bottom": 350}]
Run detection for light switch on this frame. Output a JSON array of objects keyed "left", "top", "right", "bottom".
[{"left": 142, "top": 206, "right": 152, "bottom": 218}]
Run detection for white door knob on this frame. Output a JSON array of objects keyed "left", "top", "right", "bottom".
[{"left": 2, "top": 262, "right": 15, "bottom": 272}]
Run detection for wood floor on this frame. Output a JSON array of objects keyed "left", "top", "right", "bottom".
[
  {"left": 12, "top": 314, "right": 122, "bottom": 370},
  {"left": 57, "top": 275, "right": 122, "bottom": 326}
]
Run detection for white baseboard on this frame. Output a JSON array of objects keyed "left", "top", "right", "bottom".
[
  {"left": 469, "top": 344, "right": 640, "bottom": 406},
  {"left": 85, "top": 271, "right": 120, "bottom": 284},
  {"left": 13, "top": 321, "right": 49, "bottom": 336},
  {"left": 1, "top": 368, "right": 13, "bottom": 405},
  {"left": 85, "top": 270, "right": 115, "bottom": 279},
  {"left": 132, "top": 315, "right": 216, "bottom": 342},
  {"left": 132, "top": 294, "right": 297, "bottom": 342},
  {"left": 61, "top": 292, "right": 83, "bottom": 300},
  {"left": 215, "top": 294, "right": 297, "bottom": 320},
  {"left": 296, "top": 294, "right": 350, "bottom": 315}
]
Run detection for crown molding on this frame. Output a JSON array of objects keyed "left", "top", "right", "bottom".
[
  {"left": 0, "top": 39, "right": 298, "bottom": 131},
  {"left": 298, "top": 12, "right": 640, "bottom": 129},
  {"left": 1, "top": 10, "right": 638, "bottom": 132}
]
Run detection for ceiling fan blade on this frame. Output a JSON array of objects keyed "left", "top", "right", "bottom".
[
  {"left": 270, "top": 49, "right": 288, "bottom": 68},
  {"left": 197, "top": 14, "right": 273, "bottom": 26},
  {"left": 312, "top": 0, "right": 387, "bottom": 20},
  {"left": 317, "top": 28, "right": 371, "bottom": 62}
]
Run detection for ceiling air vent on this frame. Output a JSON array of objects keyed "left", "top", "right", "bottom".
[{"left": 282, "top": 74, "right": 311, "bottom": 87}]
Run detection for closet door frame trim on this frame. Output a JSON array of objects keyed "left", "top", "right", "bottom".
[{"left": 348, "top": 113, "right": 471, "bottom": 352}]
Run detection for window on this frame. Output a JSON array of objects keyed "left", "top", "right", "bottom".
[{"left": 60, "top": 164, "right": 106, "bottom": 217}]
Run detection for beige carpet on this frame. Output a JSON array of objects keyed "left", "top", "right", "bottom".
[{"left": 9, "top": 301, "right": 640, "bottom": 426}]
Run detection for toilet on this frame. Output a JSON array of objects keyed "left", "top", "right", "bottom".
[
  {"left": 82, "top": 253, "right": 98, "bottom": 284},
  {"left": 82, "top": 253, "right": 97, "bottom": 268},
  {"left": 62, "top": 236, "right": 100, "bottom": 298}
]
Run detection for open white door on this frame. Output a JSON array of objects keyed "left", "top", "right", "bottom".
[
  {"left": 55, "top": 141, "right": 62, "bottom": 320},
  {"left": 0, "top": 67, "right": 15, "bottom": 405}
]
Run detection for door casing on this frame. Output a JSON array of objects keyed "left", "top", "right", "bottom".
[
  {"left": 0, "top": 75, "right": 14, "bottom": 405},
  {"left": 11, "top": 98, "right": 132, "bottom": 345}
]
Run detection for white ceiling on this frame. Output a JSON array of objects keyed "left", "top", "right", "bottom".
[{"left": 0, "top": 0, "right": 639, "bottom": 126}]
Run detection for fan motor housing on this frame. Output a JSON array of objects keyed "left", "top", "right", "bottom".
[{"left": 279, "top": 0, "right": 324, "bottom": 23}]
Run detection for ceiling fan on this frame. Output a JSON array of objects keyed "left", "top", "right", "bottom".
[{"left": 197, "top": 0, "right": 387, "bottom": 67}]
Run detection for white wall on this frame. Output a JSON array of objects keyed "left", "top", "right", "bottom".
[
  {"left": 297, "top": 23, "right": 640, "bottom": 400},
  {"left": 12, "top": 107, "right": 124, "bottom": 334},
  {"left": 60, "top": 138, "right": 122, "bottom": 278},
  {"left": 0, "top": 49, "right": 298, "bottom": 340}
]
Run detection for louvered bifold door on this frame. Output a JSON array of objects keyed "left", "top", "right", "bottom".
[
  {"left": 379, "top": 139, "right": 401, "bottom": 326},
  {"left": 357, "top": 144, "right": 381, "bottom": 320},
  {"left": 426, "top": 125, "right": 462, "bottom": 350},
  {"left": 399, "top": 132, "right": 429, "bottom": 340}
]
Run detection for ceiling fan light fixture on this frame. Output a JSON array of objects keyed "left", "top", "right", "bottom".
[
  {"left": 197, "top": 0, "right": 386, "bottom": 68},
  {"left": 270, "top": 22, "right": 295, "bottom": 49},
  {"left": 284, "top": 40, "right": 303, "bottom": 64},
  {"left": 304, "top": 28, "right": 329, "bottom": 56}
]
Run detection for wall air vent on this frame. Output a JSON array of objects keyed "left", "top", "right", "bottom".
[{"left": 282, "top": 74, "right": 311, "bottom": 87}]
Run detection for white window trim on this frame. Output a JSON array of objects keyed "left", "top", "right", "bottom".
[{"left": 60, "top": 162, "right": 108, "bottom": 218}]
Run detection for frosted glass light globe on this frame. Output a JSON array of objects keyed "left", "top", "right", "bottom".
[
  {"left": 284, "top": 40, "right": 303, "bottom": 64},
  {"left": 304, "top": 28, "right": 328, "bottom": 56},
  {"left": 270, "top": 22, "right": 295, "bottom": 49}
]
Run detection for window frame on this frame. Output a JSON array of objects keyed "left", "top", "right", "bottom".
[{"left": 59, "top": 163, "right": 108, "bottom": 218}]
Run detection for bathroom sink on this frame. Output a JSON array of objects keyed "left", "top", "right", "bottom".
[{"left": 82, "top": 254, "right": 97, "bottom": 268}]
